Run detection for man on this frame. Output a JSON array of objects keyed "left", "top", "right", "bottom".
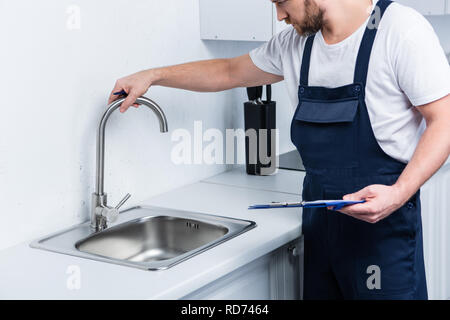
[{"left": 109, "top": 0, "right": 450, "bottom": 299}]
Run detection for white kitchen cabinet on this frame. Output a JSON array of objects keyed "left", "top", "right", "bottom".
[
  {"left": 199, "top": 0, "right": 291, "bottom": 42},
  {"left": 199, "top": 0, "right": 274, "bottom": 41},
  {"left": 199, "top": 0, "right": 448, "bottom": 43},
  {"left": 182, "top": 237, "right": 304, "bottom": 299},
  {"left": 395, "top": 0, "right": 447, "bottom": 15},
  {"left": 420, "top": 160, "right": 450, "bottom": 300}
]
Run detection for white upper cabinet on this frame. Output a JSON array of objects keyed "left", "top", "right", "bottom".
[
  {"left": 199, "top": 1, "right": 448, "bottom": 42},
  {"left": 395, "top": 0, "right": 447, "bottom": 15},
  {"left": 199, "top": 0, "right": 274, "bottom": 41}
]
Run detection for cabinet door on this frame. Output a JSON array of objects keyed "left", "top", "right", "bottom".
[
  {"left": 395, "top": 0, "right": 446, "bottom": 15},
  {"left": 420, "top": 161, "right": 450, "bottom": 300},
  {"left": 182, "top": 238, "right": 303, "bottom": 300},
  {"left": 182, "top": 255, "right": 273, "bottom": 299},
  {"left": 199, "top": 0, "right": 273, "bottom": 41}
]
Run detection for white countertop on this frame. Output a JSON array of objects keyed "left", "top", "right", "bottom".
[
  {"left": 201, "top": 166, "right": 303, "bottom": 195},
  {"left": 0, "top": 167, "right": 305, "bottom": 299}
]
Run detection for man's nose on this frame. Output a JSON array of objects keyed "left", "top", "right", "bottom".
[{"left": 276, "top": 7, "right": 288, "bottom": 21}]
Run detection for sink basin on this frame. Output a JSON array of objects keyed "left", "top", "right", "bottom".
[
  {"left": 31, "top": 206, "right": 256, "bottom": 270},
  {"left": 77, "top": 216, "right": 229, "bottom": 262}
]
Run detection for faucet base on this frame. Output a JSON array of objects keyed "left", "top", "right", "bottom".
[{"left": 91, "top": 193, "right": 107, "bottom": 231}]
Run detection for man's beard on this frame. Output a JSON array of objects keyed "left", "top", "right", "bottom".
[{"left": 285, "top": 0, "right": 324, "bottom": 36}]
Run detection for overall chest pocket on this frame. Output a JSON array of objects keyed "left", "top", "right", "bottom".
[{"left": 291, "top": 98, "right": 359, "bottom": 169}]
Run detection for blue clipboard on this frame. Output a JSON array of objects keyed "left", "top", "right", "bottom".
[{"left": 248, "top": 200, "right": 365, "bottom": 211}]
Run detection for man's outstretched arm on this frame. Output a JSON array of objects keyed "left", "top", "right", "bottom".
[{"left": 108, "top": 54, "right": 283, "bottom": 113}]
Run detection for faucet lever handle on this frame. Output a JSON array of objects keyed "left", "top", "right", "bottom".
[{"left": 115, "top": 193, "right": 131, "bottom": 210}]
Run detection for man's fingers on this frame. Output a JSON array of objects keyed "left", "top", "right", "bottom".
[
  {"left": 343, "top": 194, "right": 357, "bottom": 201},
  {"left": 107, "top": 86, "right": 140, "bottom": 111},
  {"left": 343, "top": 186, "right": 375, "bottom": 202},
  {"left": 108, "top": 84, "right": 125, "bottom": 104},
  {"left": 338, "top": 202, "right": 374, "bottom": 215},
  {"left": 119, "top": 93, "right": 138, "bottom": 113},
  {"left": 343, "top": 191, "right": 365, "bottom": 201},
  {"left": 338, "top": 209, "right": 380, "bottom": 224},
  {"left": 337, "top": 201, "right": 384, "bottom": 224}
]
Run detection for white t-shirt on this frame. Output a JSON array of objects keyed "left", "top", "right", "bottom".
[{"left": 249, "top": 1, "right": 450, "bottom": 163}]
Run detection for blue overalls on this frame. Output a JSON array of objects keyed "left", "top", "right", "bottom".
[{"left": 291, "top": 0, "right": 428, "bottom": 299}]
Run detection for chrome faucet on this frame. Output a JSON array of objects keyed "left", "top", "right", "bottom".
[{"left": 91, "top": 96, "right": 169, "bottom": 231}]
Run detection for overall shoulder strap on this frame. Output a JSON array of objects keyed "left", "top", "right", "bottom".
[
  {"left": 354, "top": 0, "right": 393, "bottom": 87},
  {"left": 299, "top": 35, "right": 315, "bottom": 87}
]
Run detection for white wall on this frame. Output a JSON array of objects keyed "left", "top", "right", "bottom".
[
  {"left": 0, "top": 0, "right": 269, "bottom": 251},
  {"left": 427, "top": 15, "right": 450, "bottom": 54}
]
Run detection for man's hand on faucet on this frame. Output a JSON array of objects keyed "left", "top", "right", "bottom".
[{"left": 108, "top": 69, "right": 155, "bottom": 113}]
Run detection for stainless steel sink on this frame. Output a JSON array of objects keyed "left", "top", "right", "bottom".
[
  {"left": 31, "top": 206, "right": 256, "bottom": 270},
  {"left": 77, "top": 216, "right": 229, "bottom": 262}
]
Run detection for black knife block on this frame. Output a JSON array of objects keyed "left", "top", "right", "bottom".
[{"left": 244, "top": 100, "right": 276, "bottom": 176}]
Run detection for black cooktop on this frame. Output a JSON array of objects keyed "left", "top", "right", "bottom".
[{"left": 278, "top": 150, "right": 305, "bottom": 171}]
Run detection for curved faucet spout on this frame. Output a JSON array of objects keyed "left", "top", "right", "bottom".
[{"left": 91, "top": 96, "right": 168, "bottom": 231}]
